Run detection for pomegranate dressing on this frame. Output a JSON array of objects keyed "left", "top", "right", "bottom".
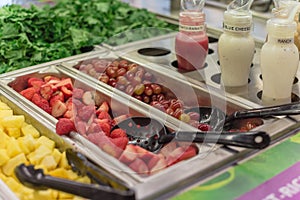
[{"left": 175, "top": 0, "right": 208, "bottom": 71}]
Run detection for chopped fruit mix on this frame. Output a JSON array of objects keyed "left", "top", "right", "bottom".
[
  {"left": 0, "top": 100, "right": 90, "bottom": 200},
  {"left": 18, "top": 74, "right": 199, "bottom": 175}
]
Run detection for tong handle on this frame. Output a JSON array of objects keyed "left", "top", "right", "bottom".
[
  {"left": 228, "top": 102, "right": 300, "bottom": 121},
  {"left": 160, "top": 131, "right": 270, "bottom": 149},
  {"left": 15, "top": 164, "right": 134, "bottom": 200}
]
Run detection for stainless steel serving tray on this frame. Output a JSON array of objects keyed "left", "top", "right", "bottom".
[{"left": 0, "top": 62, "right": 240, "bottom": 200}]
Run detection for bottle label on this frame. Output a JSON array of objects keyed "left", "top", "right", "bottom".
[
  {"left": 268, "top": 37, "right": 294, "bottom": 44},
  {"left": 179, "top": 24, "right": 205, "bottom": 32},
  {"left": 223, "top": 23, "right": 251, "bottom": 33}
]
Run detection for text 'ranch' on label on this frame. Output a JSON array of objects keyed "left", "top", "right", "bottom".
[
  {"left": 237, "top": 162, "right": 300, "bottom": 200},
  {"left": 223, "top": 23, "right": 251, "bottom": 32}
]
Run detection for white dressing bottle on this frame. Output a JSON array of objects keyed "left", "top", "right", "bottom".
[
  {"left": 261, "top": 0, "right": 300, "bottom": 105},
  {"left": 218, "top": 0, "right": 255, "bottom": 87}
]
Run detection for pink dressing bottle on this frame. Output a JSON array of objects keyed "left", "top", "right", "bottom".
[{"left": 175, "top": 0, "right": 208, "bottom": 71}]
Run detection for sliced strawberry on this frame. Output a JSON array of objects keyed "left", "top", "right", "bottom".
[
  {"left": 72, "top": 99, "right": 84, "bottom": 111},
  {"left": 27, "top": 77, "right": 43, "bottom": 87},
  {"left": 98, "top": 136, "right": 123, "bottom": 158},
  {"left": 55, "top": 78, "right": 73, "bottom": 90},
  {"left": 65, "top": 98, "right": 73, "bottom": 110},
  {"left": 87, "top": 132, "right": 106, "bottom": 145},
  {"left": 49, "top": 91, "right": 65, "bottom": 107},
  {"left": 86, "top": 122, "right": 102, "bottom": 134},
  {"left": 32, "top": 93, "right": 51, "bottom": 113},
  {"left": 61, "top": 86, "right": 73, "bottom": 99},
  {"left": 56, "top": 118, "right": 75, "bottom": 135},
  {"left": 147, "top": 153, "right": 163, "bottom": 170},
  {"left": 159, "top": 141, "right": 177, "bottom": 158},
  {"left": 63, "top": 110, "right": 74, "bottom": 120},
  {"left": 40, "top": 85, "right": 54, "bottom": 100},
  {"left": 110, "top": 128, "right": 127, "bottom": 138},
  {"left": 165, "top": 147, "right": 185, "bottom": 166},
  {"left": 73, "top": 88, "right": 85, "bottom": 99},
  {"left": 119, "top": 144, "right": 138, "bottom": 164},
  {"left": 77, "top": 105, "right": 95, "bottom": 121},
  {"left": 112, "top": 114, "right": 130, "bottom": 126},
  {"left": 96, "top": 101, "right": 110, "bottom": 114},
  {"left": 177, "top": 145, "right": 198, "bottom": 162},
  {"left": 20, "top": 87, "right": 36, "bottom": 100},
  {"left": 97, "top": 111, "right": 112, "bottom": 121},
  {"left": 110, "top": 137, "right": 128, "bottom": 151},
  {"left": 128, "top": 158, "right": 149, "bottom": 174},
  {"left": 98, "top": 122, "right": 111, "bottom": 136},
  {"left": 150, "top": 156, "right": 167, "bottom": 174},
  {"left": 30, "top": 80, "right": 44, "bottom": 92},
  {"left": 44, "top": 75, "right": 61, "bottom": 83},
  {"left": 75, "top": 121, "right": 87, "bottom": 135},
  {"left": 51, "top": 100, "right": 67, "bottom": 118}
]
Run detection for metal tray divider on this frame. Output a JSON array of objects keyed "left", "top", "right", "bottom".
[{"left": 0, "top": 49, "right": 109, "bottom": 79}]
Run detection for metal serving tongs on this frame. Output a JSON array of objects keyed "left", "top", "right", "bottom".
[{"left": 15, "top": 149, "right": 135, "bottom": 200}]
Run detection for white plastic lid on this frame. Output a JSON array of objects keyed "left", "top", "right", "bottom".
[
  {"left": 267, "top": 18, "right": 297, "bottom": 37},
  {"left": 223, "top": 10, "right": 252, "bottom": 27}
]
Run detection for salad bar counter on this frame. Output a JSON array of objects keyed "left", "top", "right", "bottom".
[{"left": 1, "top": 0, "right": 300, "bottom": 200}]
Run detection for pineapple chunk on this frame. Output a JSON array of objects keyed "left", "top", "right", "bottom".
[
  {"left": 48, "top": 168, "right": 69, "bottom": 179},
  {"left": 58, "top": 191, "right": 74, "bottom": 199},
  {"left": 2, "top": 115, "right": 25, "bottom": 129},
  {"left": 51, "top": 148, "right": 62, "bottom": 164},
  {"left": 27, "top": 145, "right": 52, "bottom": 165},
  {"left": 0, "top": 129, "right": 9, "bottom": 149},
  {"left": 17, "top": 135, "right": 36, "bottom": 155},
  {"left": 66, "top": 169, "right": 79, "bottom": 180},
  {"left": 6, "top": 137, "right": 22, "bottom": 158},
  {"left": 0, "top": 109, "right": 13, "bottom": 119},
  {"left": 4, "top": 177, "right": 22, "bottom": 193},
  {"left": 0, "top": 101, "right": 11, "bottom": 110},
  {"left": 59, "top": 151, "right": 71, "bottom": 169},
  {"left": 21, "top": 124, "right": 40, "bottom": 138},
  {"left": 6, "top": 127, "right": 21, "bottom": 138},
  {"left": 0, "top": 149, "right": 9, "bottom": 166},
  {"left": 40, "top": 155, "right": 57, "bottom": 171},
  {"left": 33, "top": 189, "right": 54, "bottom": 200},
  {"left": 36, "top": 136, "right": 55, "bottom": 150},
  {"left": 2, "top": 153, "right": 27, "bottom": 176},
  {"left": 76, "top": 176, "right": 91, "bottom": 184}
]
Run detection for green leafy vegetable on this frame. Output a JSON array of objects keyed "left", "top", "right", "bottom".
[{"left": 0, "top": 0, "right": 177, "bottom": 74}]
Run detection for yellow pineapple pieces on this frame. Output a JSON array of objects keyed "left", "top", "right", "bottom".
[
  {"left": 40, "top": 155, "right": 58, "bottom": 171},
  {"left": 51, "top": 148, "right": 62, "bottom": 164},
  {"left": 2, "top": 115, "right": 25, "bottom": 129},
  {"left": 17, "top": 134, "right": 36, "bottom": 155},
  {"left": 0, "top": 109, "right": 13, "bottom": 119},
  {"left": 0, "top": 129, "right": 9, "bottom": 149},
  {"left": 2, "top": 153, "right": 28, "bottom": 176},
  {"left": 36, "top": 136, "right": 55, "bottom": 150},
  {"left": 0, "top": 101, "right": 11, "bottom": 110},
  {"left": 0, "top": 149, "right": 9, "bottom": 166},
  {"left": 59, "top": 151, "right": 71, "bottom": 170},
  {"left": 21, "top": 124, "right": 40, "bottom": 138},
  {"left": 27, "top": 145, "right": 52, "bottom": 165},
  {"left": 7, "top": 127, "right": 21, "bottom": 138},
  {"left": 6, "top": 137, "right": 22, "bottom": 158},
  {"left": 33, "top": 189, "right": 54, "bottom": 200}
]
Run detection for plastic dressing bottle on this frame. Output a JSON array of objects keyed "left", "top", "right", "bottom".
[
  {"left": 260, "top": 0, "right": 300, "bottom": 105},
  {"left": 175, "top": 0, "right": 208, "bottom": 71},
  {"left": 218, "top": 0, "right": 255, "bottom": 87}
]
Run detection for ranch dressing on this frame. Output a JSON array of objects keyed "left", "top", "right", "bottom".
[
  {"left": 218, "top": 0, "right": 255, "bottom": 87},
  {"left": 260, "top": 0, "right": 300, "bottom": 105}
]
